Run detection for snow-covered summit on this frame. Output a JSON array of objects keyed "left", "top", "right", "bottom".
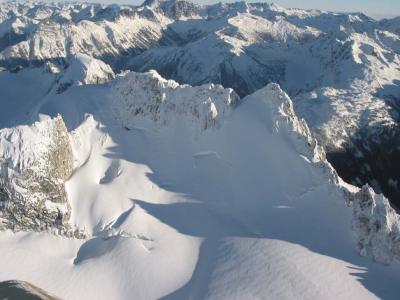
[
  {"left": 112, "top": 70, "right": 238, "bottom": 130},
  {"left": 1, "top": 2, "right": 400, "bottom": 299},
  {"left": 0, "top": 63, "right": 399, "bottom": 298},
  {"left": 56, "top": 53, "right": 115, "bottom": 92}
]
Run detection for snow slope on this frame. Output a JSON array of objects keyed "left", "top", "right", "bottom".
[
  {"left": 1, "top": 0, "right": 399, "bottom": 206},
  {"left": 0, "top": 68, "right": 399, "bottom": 299}
]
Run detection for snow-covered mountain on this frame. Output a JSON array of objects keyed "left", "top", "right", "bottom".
[
  {"left": 0, "top": 56, "right": 399, "bottom": 299},
  {"left": 0, "top": 0, "right": 399, "bottom": 208},
  {"left": 1, "top": 1, "right": 400, "bottom": 299}
]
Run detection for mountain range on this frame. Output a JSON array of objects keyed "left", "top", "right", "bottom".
[{"left": 0, "top": 1, "right": 400, "bottom": 299}]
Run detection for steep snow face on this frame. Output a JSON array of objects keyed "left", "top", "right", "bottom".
[
  {"left": 0, "top": 69, "right": 400, "bottom": 299},
  {"left": 66, "top": 0, "right": 399, "bottom": 207},
  {"left": 0, "top": 115, "right": 81, "bottom": 236},
  {"left": 1, "top": 1, "right": 400, "bottom": 298},
  {"left": 57, "top": 53, "right": 115, "bottom": 92}
]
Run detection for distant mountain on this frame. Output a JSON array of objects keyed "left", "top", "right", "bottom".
[
  {"left": 0, "top": 0, "right": 399, "bottom": 207},
  {"left": 1, "top": 59, "right": 400, "bottom": 298},
  {"left": 1, "top": 2, "right": 400, "bottom": 299}
]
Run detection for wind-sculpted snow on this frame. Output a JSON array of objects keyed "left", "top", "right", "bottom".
[
  {"left": 0, "top": 68, "right": 399, "bottom": 298},
  {"left": 0, "top": 115, "right": 83, "bottom": 237},
  {"left": 250, "top": 83, "right": 326, "bottom": 163},
  {"left": 1, "top": 1, "right": 400, "bottom": 298},
  {"left": 1, "top": 0, "right": 399, "bottom": 205}
]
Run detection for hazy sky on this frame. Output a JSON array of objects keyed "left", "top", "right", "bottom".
[
  {"left": 272, "top": 0, "right": 400, "bottom": 19},
  {"left": 95, "top": 0, "right": 399, "bottom": 19}
]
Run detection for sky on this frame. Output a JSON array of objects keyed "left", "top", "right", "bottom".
[
  {"left": 272, "top": 0, "right": 400, "bottom": 19},
  {"left": 94, "top": 0, "right": 400, "bottom": 19}
]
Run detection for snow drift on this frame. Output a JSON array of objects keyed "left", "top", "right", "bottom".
[
  {"left": 1, "top": 0, "right": 400, "bottom": 206},
  {"left": 0, "top": 68, "right": 399, "bottom": 299}
]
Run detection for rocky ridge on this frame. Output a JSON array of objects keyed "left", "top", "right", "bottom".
[
  {"left": 1, "top": 0, "right": 399, "bottom": 206},
  {"left": 112, "top": 70, "right": 400, "bottom": 264},
  {"left": 0, "top": 115, "right": 83, "bottom": 237}
]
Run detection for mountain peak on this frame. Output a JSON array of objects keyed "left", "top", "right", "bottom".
[
  {"left": 141, "top": 0, "right": 202, "bottom": 19},
  {"left": 1, "top": 1, "right": 400, "bottom": 298}
]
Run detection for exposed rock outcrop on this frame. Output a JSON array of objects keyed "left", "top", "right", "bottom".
[
  {"left": 349, "top": 185, "right": 400, "bottom": 264},
  {"left": 0, "top": 116, "right": 83, "bottom": 237},
  {"left": 0, "top": 280, "right": 60, "bottom": 300},
  {"left": 111, "top": 70, "right": 239, "bottom": 130},
  {"left": 252, "top": 83, "right": 400, "bottom": 265}
]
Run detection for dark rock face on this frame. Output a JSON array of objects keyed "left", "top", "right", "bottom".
[
  {"left": 0, "top": 0, "right": 399, "bottom": 210},
  {"left": 0, "top": 280, "right": 60, "bottom": 300},
  {"left": 327, "top": 127, "right": 400, "bottom": 209},
  {"left": 0, "top": 31, "right": 26, "bottom": 53}
]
